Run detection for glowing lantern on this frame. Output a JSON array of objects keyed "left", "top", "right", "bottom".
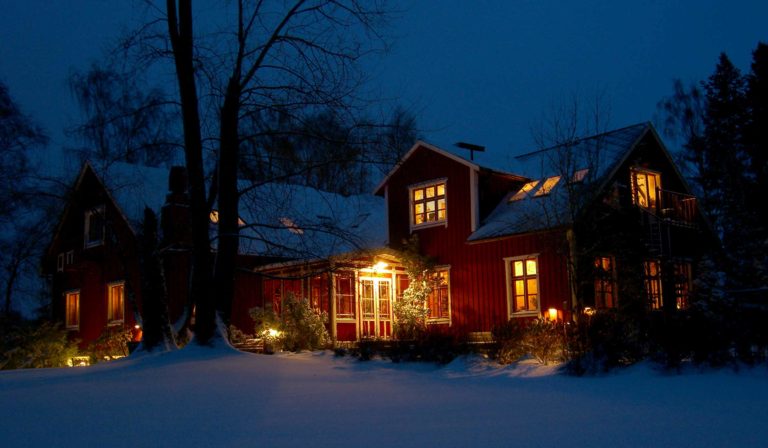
[{"left": 547, "top": 308, "right": 558, "bottom": 321}]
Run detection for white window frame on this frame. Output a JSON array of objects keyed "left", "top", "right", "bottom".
[
  {"left": 107, "top": 281, "right": 125, "bottom": 325},
  {"left": 426, "top": 266, "right": 451, "bottom": 325},
  {"left": 65, "top": 250, "right": 74, "bottom": 265},
  {"left": 504, "top": 254, "right": 541, "bottom": 318},
  {"left": 409, "top": 178, "right": 448, "bottom": 231},
  {"left": 334, "top": 272, "right": 356, "bottom": 322},
  {"left": 65, "top": 290, "right": 80, "bottom": 330},
  {"left": 84, "top": 205, "right": 106, "bottom": 248},
  {"left": 57, "top": 253, "right": 65, "bottom": 272}
]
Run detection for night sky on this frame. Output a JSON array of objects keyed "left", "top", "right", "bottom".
[{"left": 1, "top": 0, "right": 767, "bottom": 171}]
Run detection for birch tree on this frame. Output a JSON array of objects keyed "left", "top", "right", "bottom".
[{"left": 163, "top": 0, "right": 392, "bottom": 344}]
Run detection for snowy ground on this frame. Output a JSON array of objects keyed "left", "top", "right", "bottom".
[{"left": 1, "top": 346, "right": 767, "bottom": 448}]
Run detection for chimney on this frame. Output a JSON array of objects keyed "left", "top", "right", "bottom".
[{"left": 161, "top": 166, "right": 192, "bottom": 248}]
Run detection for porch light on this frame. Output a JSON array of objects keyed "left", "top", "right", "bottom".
[
  {"left": 134, "top": 324, "right": 141, "bottom": 330},
  {"left": 583, "top": 307, "right": 596, "bottom": 316},
  {"left": 547, "top": 308, "right": 558, "bottom": 321},
  {"left": 372, "top": 261, "right": 388, "bottom": 272}
]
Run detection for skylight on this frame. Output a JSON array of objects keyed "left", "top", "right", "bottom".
[
  {"left": 509, "top": 180, "right": 539, "bottom": 202},
  {"left": 571, "top": 168, "right": 589, "bottom": 183},
  {"left": 280, "top": 217, "right": 304, "bottom": 235},
  {"left": 534, "top": 176, "right": 561, "bottom": 196}
]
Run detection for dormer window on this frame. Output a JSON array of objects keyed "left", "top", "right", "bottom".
[
  {"left": 279, "top": 217, "right": 304, "bottom": 235},
  {"left": 509, "top": 180, "right": 539, "bottom": 202},
  {"left": 84, "top": 206, "right": 105, "bottom": 248},
  {"left": 410, "top": 180, "right": 447, "bottom": 228},
  {"left": 534, "top": 176, "right": 561, "bottom": 197},
  {"left": 209, "top": 210, "right": 246, "bottom": 227},
  {"left": 631, "top": 169, "right": 661, "bottom": 210}
]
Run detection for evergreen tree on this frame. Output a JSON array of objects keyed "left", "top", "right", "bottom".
[
  {"left": 745, "top": 42, "right": 768, "bottom": 284},
  {"left": 699, "top": 53, "right": 752, "bottom": 288}
]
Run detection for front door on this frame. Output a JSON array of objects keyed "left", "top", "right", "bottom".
[{"left": 359, "top": 278, "right": 392, "bottom": 339}]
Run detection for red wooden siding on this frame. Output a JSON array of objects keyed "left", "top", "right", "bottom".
[{"left": 382, "top": 144, "right": 572, "bottom": 336}]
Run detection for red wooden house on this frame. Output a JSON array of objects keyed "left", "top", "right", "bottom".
[
  {"left": 254, "top": 122, "right": 711, "bottom": 341},
  {"left": 46, "top": 122, "right": 713, "bottom": 348}
]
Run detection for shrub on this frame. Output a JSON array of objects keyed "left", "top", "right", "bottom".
[
  {"left": 249, "top": 293, "right": 330, "bottom": 352},
  {"left": 87, "top": 326, "right": 133, "bottom": 363},
  {"left": 393, "top": 278, "right": 429, "bottom": 340},
  {"left": 525, "top": 318, "right": 565, "bottom": 365},
  {"left": 0, "top": 320, "right": 80, "bottom": 369},
  {"left": 564, "top": 309, "right": 644, "bottom": 375},
  {"left": 492, "top": 318, "right": 528, "bottom": 364},
  {"left": 492, "top": 318, "right": 566, "bottom": 365},
  {"left": 280, "top": 294, "right": 331, "bottom": 352}
]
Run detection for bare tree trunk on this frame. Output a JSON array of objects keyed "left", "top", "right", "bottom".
[
  {"left": 166, "top": 0, "right": 216, "bottom": 344},
  {"left": 214, "top": 77, "right": 241, "bottom": 324}
]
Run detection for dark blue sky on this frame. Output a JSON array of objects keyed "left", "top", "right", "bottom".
[{"left": 1, "top": 1, "right": 767, "bottom": 171}]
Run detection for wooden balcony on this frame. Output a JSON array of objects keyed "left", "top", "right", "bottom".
[{"left": 653, "top": 188, "right": 697, "bottom": 227}]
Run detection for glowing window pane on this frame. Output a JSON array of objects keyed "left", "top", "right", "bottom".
[
  {"left": 510, "top": 181, "right": 539, "bottom": 202},
  {"left": 534, "top": 176, "right": 561, "bottom": 196},
  {"left": 438, "top": 209, "right": 446, "bottom": 219},
  {"left": 436, "top": 184, "right": 445, "bottom": 196},
  {"left": 514, "top": 261, "right": 524, "bottom": 277},
  {"left": 527, "top": 278, "right": 538, "bottom": 295},
  {"left": 526, "top": 259, "right": 537, "bottom": 276},
  {"left": 108, "top": 282, "right": 125, "bottom": 323},
  {"left": 414, "top": 189, "right": 423, "bottom": 201},
  {"left": 415, "top": 203, "right": 424, "bottom": 214},
  {"left": 437, "top": 198, "right": 446, "bottom": 211},
  {"left": 571, "top": 168, "right": 589, "bottom": 183},
  {"left": 515, "top": 279, "right": 525, "bottom": 296},
  {"left": 415, "top": 214, "right": 424, "bottom": 224},
  {"left": 65, "top": 291, "right": 80, "bottom": 329},
  {"left": 425, "top": 187, "right": 435, "bottom": 198}
]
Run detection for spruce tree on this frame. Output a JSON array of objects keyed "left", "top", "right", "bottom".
[{"left": 745, "top": 42, "right": 768, "bottom": 285}]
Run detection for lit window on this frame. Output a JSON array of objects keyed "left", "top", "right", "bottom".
[
  {"left": 65, "top": 291, "right": 80, "bottom": 330},
  {"left": 534, "top": 176, "right": 561, "bottom": 196},
  {"left": 594, "top": 256, "right": 616, "bottom": 308},
  {"left": 410, "top": 181, "right": 447, "bottom": 227},
  {"left": 644, "top": 260, "right": 663, "bottom": 309},
  {"left": 505, "top": 256, "right": 539, "bottom": 315},
  {"left": 571, "top": 168, "right": 589, "bottom": 183},
  {"left": 674, "top": 262, "right": 692, "bottom": 310},
  {"left": 396, "top": 274, "right": 410, "bottom": 301},
  {"left": 509, "top": 180, "right": 540, "bottom": 202},
  {"left": 335, "top": 273, "right": 355, "bottom": 319},
  {"left": 309, "top": 275, "right": 327, "bottom": 311},
  {"left": 107, "top": 282, "right": 125, "bottom": 324},
  {"left": 279, "top": 217, "right": 304, "bottom": 235},
  {"left": 210, "top": 209, "right": 246, "bottom": 227},
  {"left": 427, "top": 270, "right": 450, "bottom": 322},
  {"left": 84, "top": 206, "right": 105, "bottom": 248},
  {"left": 632, "top": 169, "right": 661, "bottom": 210}
]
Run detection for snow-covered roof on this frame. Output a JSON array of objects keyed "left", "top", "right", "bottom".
[
  {"left": 469, "top": 123, "right": 651, "bottom": 241},
  {"left": 96, "top": 161, "right": 171, "bottom": 232},
  {"left": 88, "top": 162, "right": 386, "bottom": 259},
  {"left": 237, "top": 183, "right": 386, "bottom": 259}
]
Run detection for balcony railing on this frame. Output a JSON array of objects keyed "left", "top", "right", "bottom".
[{"left": 655, "top": 188, "right": 697, "bottom": 225}]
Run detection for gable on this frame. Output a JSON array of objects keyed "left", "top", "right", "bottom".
[
  {"left": 468, "top": 123, "right": 694, "bottom": 241},
  {"left": 45, "top": 163, "right": 141, "bottom": 266}
]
